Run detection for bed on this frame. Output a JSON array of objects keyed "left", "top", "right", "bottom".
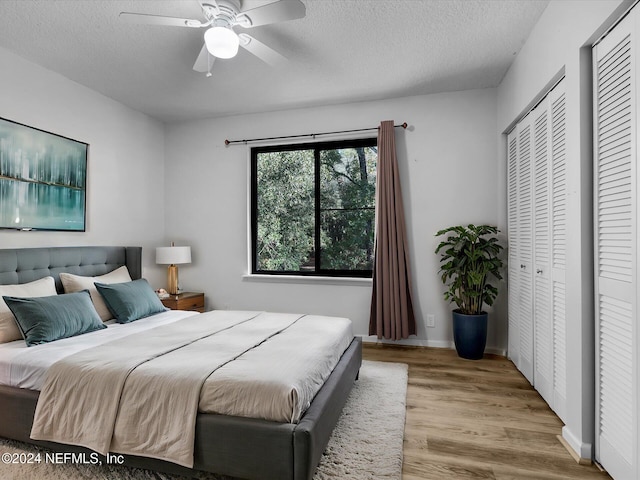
[{"left": 0, "top": 246, "right": 362, "bottom": 480}]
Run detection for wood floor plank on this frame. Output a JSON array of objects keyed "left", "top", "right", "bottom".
[
  {"left": 362, "top": 343, "right": 610, "bottom": 480},
  {"left": 492, "top": 465, "right": 609, "bottom": 480},
  {"left": 403, "top": 458, "right": 497, "bottom": 479}
]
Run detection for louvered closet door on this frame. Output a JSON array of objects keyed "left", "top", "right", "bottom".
[
  {"left": 531, "top": 98, "right": 554, "bottom": 406},
  {"left": 594, "top": 9, "right": 638, "bottom": 480},
  {"left": 549, "top": 80, "right": 567, "bottom": 423},
  {"left": 516, "top": 115, "right": 534, "bottom": 384},
  {"left": 507, "top": 79, "right": 568, "bottom": 421},
  {"left": 507, "top": 129, "right": 520, "bottom": 368}
]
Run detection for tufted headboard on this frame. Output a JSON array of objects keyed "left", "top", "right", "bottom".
[{"left": 0, "top": 246, "right": 142, "bottom": 293}]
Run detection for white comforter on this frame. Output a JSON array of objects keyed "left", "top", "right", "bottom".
[
  {"left": 1, "top": 310, "right": 353, "bottom": 468},
  {"left": 0, "top": 310, "right": 198, "bottom": 389}
]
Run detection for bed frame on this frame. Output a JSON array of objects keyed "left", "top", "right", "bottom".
[{"left": 0, "top": 246, "right": 362, "bottom": 480}]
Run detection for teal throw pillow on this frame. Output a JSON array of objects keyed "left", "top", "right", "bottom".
[
  {"left": 95, "top": 278, "right": 167, "bottom": 324},
  {"left": 3, "top": 290, "right": 106, "bottom": 347}
]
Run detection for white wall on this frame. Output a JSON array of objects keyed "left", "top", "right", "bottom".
[
  {"left": 496, "top": 0, "right": 632, "bottom": 461},
  {"left": 165, "top": 89, "right": 503, "bottom": 351},
  {"left": 0, "top": 46, "right": 166, "bottom": 285}
]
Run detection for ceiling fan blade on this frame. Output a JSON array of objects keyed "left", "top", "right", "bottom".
[
  {"left": 193, "top": 44, "right": 216, "bottom": 73},
  {"left": 236, "top": 0, "right": 306, "bottom": 28},
  {"left": 119, "top": 12, "right": 204, "bottom": 28},
  {"left": 239, "top": 34, "right": 287, "bottom": 67}
]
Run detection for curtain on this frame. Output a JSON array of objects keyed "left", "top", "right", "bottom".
[{"left": 369, "top": 120, "right": 416, "bottom": 340}]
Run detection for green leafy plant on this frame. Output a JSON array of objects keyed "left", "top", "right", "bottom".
[{"left": 434, "top": 224, "right": 504, "bottom": 315}]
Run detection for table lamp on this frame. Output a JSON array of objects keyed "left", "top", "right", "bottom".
[{"left": 156, "top": 243, "right": 191, "bottom": 295}]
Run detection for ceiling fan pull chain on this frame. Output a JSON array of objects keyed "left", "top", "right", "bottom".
[{"left": 206, "top": 54, "right": 213, "bottom": 78}]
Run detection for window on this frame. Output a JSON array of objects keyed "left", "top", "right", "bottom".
[{"left": 251, "top": 138, "right": 377, "bottom": 277}]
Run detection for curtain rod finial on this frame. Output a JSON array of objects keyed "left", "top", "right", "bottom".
[
  {"left": 401, "top": 122, "right": 408, "bottom": 129},
  {"left": 224, "top": 139, "right": 230, "bottom": 146}
]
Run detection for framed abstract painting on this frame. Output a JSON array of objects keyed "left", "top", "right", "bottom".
[{"left": 0, "top": 117, "right": 88, "bottom": 231}]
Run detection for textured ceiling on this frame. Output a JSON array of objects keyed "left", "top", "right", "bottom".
[{"left": 0, "top": 0, "right": 549, "bottom": 123}]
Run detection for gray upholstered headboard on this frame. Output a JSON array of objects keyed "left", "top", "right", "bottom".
[{"left": 0, "top": 246, "right": 142, "bottom": 293}]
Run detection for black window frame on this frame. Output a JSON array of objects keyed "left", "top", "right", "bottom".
[{"left": 251, "top": 137, "right": 377, "bottom": 278}]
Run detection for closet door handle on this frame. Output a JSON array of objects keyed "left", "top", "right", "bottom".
[
  {"left": 520, "top": 264, "right": 526, "bottom": 269},
  {"left": 536, "top": 269, "right": 543, "bottom": 274}
]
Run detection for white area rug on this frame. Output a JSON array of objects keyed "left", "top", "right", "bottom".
[{"left": 0, "top": 360, "right": 407, "bottom": 480}]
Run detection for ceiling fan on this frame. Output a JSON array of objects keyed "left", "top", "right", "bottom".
[{"left": 119, "top": 0, "right": 306, "bottom": 76}]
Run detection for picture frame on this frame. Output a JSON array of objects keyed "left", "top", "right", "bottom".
[{"left": 0, "top": 116, "right": 88, "bottom": 231}]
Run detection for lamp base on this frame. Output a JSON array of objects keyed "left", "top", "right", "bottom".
[{"left": 167, "top": 265, "right": 179, "bottom": 295}]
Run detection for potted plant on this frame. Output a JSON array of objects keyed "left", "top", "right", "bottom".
[{"left": 434, "top": 224, "right": 504, "bottom": 359}]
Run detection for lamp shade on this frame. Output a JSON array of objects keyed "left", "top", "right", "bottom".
[
  {"left": 204, "top": 26, "right": 240, "bottom": 59},
  {"left": 156, "top": 246, "right": 191, "bottom": 265}
]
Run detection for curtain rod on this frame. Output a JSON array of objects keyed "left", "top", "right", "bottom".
[{"left": 224, "top": 122, "right": 408, "bottom": 146}]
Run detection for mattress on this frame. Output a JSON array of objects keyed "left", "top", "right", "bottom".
[{"left": 0, "top": 309, "right": 353, "bottom": 424}]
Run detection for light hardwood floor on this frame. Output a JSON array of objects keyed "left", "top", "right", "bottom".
[{"left": 362, "top": 344, "right": 610, "bottom": 480}]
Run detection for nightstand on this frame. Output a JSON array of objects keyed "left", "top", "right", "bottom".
[{"left": 161, "top": 292, "right": 205, "bottom": 313}]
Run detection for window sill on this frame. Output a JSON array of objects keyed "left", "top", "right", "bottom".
[{"left": 242, "top": 274, "right": 373, "bottom": 286}]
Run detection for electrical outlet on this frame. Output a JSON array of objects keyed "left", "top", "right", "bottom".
[{"left": 426, "top": 314, "right": 435, "bottom": 328}]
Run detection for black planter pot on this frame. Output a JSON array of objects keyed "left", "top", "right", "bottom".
[{"left": 452, "top": 309, "right": 488, "bottom": 360}]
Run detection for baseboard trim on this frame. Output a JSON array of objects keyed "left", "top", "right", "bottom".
[
  {"left": 557, "top": 435, "right": 591, "bottom": 465},
  {"left": 560, "top": 426, "right": 593, "bottom": 464},
  {"left": 359, "top": 335, "right": 506, "bottom": 356},
  {"left": 361, "top": 335, "right": 452, "bottom": 349}
]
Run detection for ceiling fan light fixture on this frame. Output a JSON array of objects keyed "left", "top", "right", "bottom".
[{"left": 204, "top": 26, "right": 239, "bottom": 59}]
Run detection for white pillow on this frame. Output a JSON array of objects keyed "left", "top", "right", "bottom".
[
  {"left": 60, "top": 266, "right": 132, "bottom": 321},
  {"left": 0, "top": 276, "right": 57, "bottom": 343}
]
